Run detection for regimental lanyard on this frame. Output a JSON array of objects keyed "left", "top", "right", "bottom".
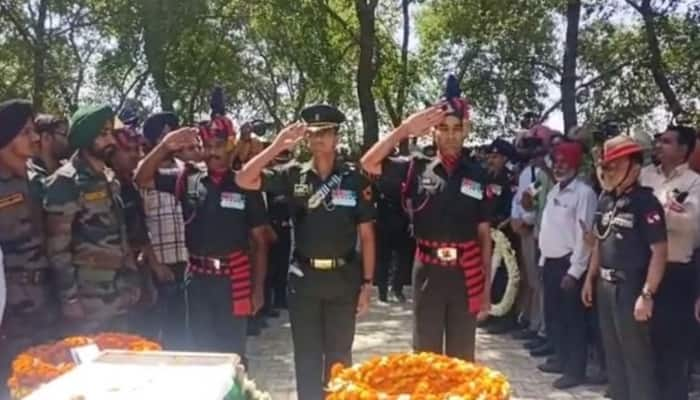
[{"left": 307, "top": 173, "right": 344, "bottom": 209}]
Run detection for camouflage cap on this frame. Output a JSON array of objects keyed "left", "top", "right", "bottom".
[{"left": 69, "top": 104, "right": 114, "bottom": 149}]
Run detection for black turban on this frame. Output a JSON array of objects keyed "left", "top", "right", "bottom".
[
  {"left": 0, "top": 99, "right": 34, "bottom": 149},
  {"left": 143, "top": 112, "right": 180, "bottom": 145}
]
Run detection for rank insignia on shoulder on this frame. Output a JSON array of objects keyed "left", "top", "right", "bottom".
[
  {"left": 83, "top": 190, "right": 108, "bottom": 202},
  {"left": 294, "top": 184, "right": 311, "bottom": 197},
  {"left": 0, "top": 193, "right": 24, "bottom": 209}
]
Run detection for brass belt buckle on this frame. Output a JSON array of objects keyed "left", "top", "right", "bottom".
[
  {"left": 312, "top": 259, "right": 334, "bottom": 270},
  {"left": 436, "top": 247, "right": 458, "bottom": 262}
]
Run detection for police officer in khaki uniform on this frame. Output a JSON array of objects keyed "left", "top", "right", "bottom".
[
  {"left": 44, "top": 104, "right": 142, "bottom": 335},
  {"left": 582, "top": 135, "right": 667, "bottom": 400},
  {"left": 236, "top": 104, "right": 376, "bottom": 400},
  {"left": 0, "top": 99, "right": 58, "bottom": 397}
]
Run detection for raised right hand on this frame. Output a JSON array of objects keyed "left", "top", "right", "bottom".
[
  {"left": 272, "top": 122, "right": 306, "bottom": 152},
  {"left": 161, "top": 127, "right": 200, "bottom": 153},
  {"left": 400, "top": 104, "right": 447, "bottom": 138}
]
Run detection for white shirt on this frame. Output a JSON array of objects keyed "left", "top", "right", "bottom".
[
  {"left": 538, "top": 178, "right": 598, "bottom": 278},
  {"left": 640, "top": 163, "right": 700, "bottom": 263},
  {"left": 0, "top": 247, "right": 5, "bottom": 326},
  {"left": 511, "top": 165, "right": 539, "bottom": 225}
]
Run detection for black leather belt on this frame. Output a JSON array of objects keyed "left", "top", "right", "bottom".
[
  {"left": 5, "top": 269, "right": 49, "bottom": 285},
  {"left": 600, "top": 268, "right": 626, "bottom": 283},
  {"left": 296, "top": 252, "right": 355, "bottom": 270}
]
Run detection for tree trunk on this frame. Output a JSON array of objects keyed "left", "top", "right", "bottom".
[
  {"left": 398, "top": 0, "right": 411, "bottom": 154},
  {"left": 637, "top": 0, "right": 683, "bottom": 115},
  {"left": 561, "top": 0, "right": 581, "bottom": 134},
  {"left": 355, "top": 0, "right": 380, "bottom": 147},
  {"left": 32, "top": 0, "right": 49, "bottom": 109},
  {"left": 141, "top": 1, "right": 175, "bottom": 111}
]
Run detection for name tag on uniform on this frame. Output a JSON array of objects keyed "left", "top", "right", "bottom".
[
  {"left": 460, "top": 178, "right": 483, "bottom": 200},
  {"left": 220, "top": 192, "right": 245, "bottom": 210},
  {"left": 331, "top": 189, "right": 357, "bottom": 207},
  {"left": 83, "top": 190, "right": 108, "bottom": 202},
  {"left": 0, "top": 193, "right": 24, "bottom": 209}
]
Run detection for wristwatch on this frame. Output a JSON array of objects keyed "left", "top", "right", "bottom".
[{"left": 641, "top": 288, "right": 654, "bottom": 300}]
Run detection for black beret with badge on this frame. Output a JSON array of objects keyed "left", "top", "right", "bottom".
[{"left": 301, "top": 104, "right": 346, "bottom": 133}]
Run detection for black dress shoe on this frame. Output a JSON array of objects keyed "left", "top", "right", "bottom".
[
  {"left": 378, "top": 289, "right": 389, "bottom": 303},
  {"left": 512, "top": 329, "right": 539, "bottom": 341},
  {"left": 246, "top": 322, "right": 261, "bottom": 337},
  {"left": 523, "top": 337, "right": 547, "bottom": 350},
  {"left": 392, "top": 290, "right": 407, "bottom": 303},
  {"left": 586, "top": 371, "right": 608, "bottom": 385},
  {"left": 552, "top": 375, "right": 584, "bottom": 390},
  {"left": 530, "top": 343, "right": 554, "bottom": 357},
  {"left": 537, "top": 361, "right": 563, "bottom": 374}
]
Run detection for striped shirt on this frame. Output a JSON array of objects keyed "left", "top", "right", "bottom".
[{"left": 141, "top": 166, "right": 188, "bottom": 265}]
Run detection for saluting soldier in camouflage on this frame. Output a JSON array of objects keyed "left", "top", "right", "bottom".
[
  {"left": 0, "top": 99, "right": 58, "bottom": 396},
  {"left": 43, "top": 105, "right": 141, "bottom": 334}
]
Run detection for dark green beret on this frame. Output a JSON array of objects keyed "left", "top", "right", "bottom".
[{"left": 69, "top": 104, "right": 114, "bottom": 149}]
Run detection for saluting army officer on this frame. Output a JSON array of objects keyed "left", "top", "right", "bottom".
[
  {"left": 135, "top": 113, "right": 269, "bottom": 358},
  {"left": 44, "top": 104, "right": 142, "bottom": 334},
  {"left": 582, "top": 135, "right": 667, "bottom": 400},
  {"left": 361, "top": 76, "right": 493, "bottom": 361},
  {"left": 236, "top": 104, "right": 376, "bottom": 400},
  {"left": 0, "top": 100, "right": 58, "bottom": 397}
]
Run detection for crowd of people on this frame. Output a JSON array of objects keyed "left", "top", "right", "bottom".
[{"left": 0, "top": 74, "right": 699, "bottom": 400}]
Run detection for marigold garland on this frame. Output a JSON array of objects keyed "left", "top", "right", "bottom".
[
  {"left": 326, "top": 352, "right": 511, "bottom": 399},
  {"left": 7, "top": 332, "right": 161, "bottom": 399}
]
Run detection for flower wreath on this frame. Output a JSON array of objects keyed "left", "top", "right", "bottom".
[
  {"left": 326, "top": 352, "right": 511, "bottom": 399},
  {"left": 489, "top": 228, "right": 520, "bottom": 317}
]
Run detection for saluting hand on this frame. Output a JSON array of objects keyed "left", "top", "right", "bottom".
[
  {"left": 272, "top": 122, "right": 306, "bottom": 152},
  {"left": 162, "top": 127, "right": 200, "bottom": 153},
  {"left": 400, "top": 104, "right": 448, "bottom": 139}
]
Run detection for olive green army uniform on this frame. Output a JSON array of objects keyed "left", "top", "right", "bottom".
[{"left": 263, "top": 159, "right": 375, "bottom": 400}]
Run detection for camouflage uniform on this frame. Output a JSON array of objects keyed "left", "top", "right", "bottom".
[
  {"left": 43, "top": 152, "right": 140, "bottom": 334},
  {"left": 0, "top": 172, "right": 58, "bottom": 391}
]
